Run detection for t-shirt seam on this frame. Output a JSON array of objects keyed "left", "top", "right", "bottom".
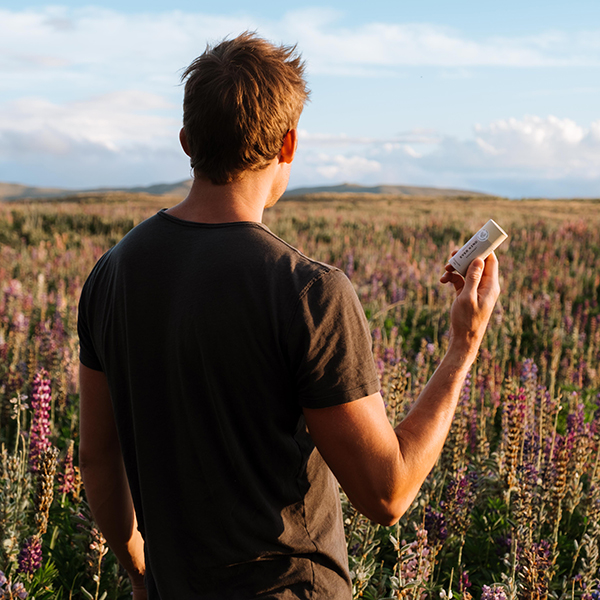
[
  {"left": 283, "top": 269, "right": 338, "bottom": 344},
  {"left": 157, "top": 209, "right": 272, "bottom": 230},
  {"left": 299, "top": 489, "right": 318, "bottom": 598},
  {"left": 256, "top": 227, "right": 338, "bottom": 273}
]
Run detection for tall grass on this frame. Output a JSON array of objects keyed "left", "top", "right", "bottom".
[{"left": 0, "top": 195, "right": 599, "bottom": 599}]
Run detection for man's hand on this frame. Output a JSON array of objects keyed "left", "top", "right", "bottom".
[{"left": 440, "top": 252, "right": 500, "bottom": 360}]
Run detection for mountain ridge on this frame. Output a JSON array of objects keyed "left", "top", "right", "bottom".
[{"left": 0, "top": 180, "right": 489, "bottom": 201}]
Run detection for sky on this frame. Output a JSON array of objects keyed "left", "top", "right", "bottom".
[{"left": 1, "top": 0, "right": 599, "bottom": 197}]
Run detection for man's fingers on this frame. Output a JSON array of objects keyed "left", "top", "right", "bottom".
[
  {"left": 461, "top": 257, "right": 485, "bottom": 299},
  {"left": 480, "top": 251, "right": 499, "bottom": 287},
  {"left": 440, "top": 270, "right": 465, "bottom": 293}
]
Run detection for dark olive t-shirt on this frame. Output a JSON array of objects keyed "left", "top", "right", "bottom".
[{"left": 78, "top": 210, "right": 380, "bottom": 599}]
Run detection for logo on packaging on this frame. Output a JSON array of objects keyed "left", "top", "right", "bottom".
[{"left": 477, "top": 229, "right": 489, "bottom": 242}]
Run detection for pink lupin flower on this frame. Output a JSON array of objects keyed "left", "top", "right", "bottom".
[
  {"left": 29, "top": 369, "right": 52, "bottom": 472},
  {"left": 58, "top": 441, "right": 76, "bottom": 496}
]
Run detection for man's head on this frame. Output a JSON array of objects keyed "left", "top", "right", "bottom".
[{"left": 181, "top": 32, "right": 310, "bottom": 186}]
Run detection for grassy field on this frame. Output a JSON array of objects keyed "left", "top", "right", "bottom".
[{"left": 1, "top": 193, "right": 599, "bottom": 599}]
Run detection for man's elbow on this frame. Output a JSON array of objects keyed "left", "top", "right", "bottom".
[
  {"left": 79, "top": 447, "right": 102, "bottom": 479},
  {"left": 79, "top": 443, "right": 121, "bottom": 476},
  {"left": 353, "top": 493, "right": 412, "bottom": 527},
  {"left": 368, "top": 498, "right": 410, "bottom": 527}
]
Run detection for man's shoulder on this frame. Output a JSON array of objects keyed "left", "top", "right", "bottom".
[
  {"left": 253, "top": 223, "right": 333, "bottom": 270},
  {"left": 255, "top": 225, "right": 349, "bottom": 291}
]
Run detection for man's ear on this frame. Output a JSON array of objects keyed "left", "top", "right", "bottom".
[
  {"left": 180, "top": 127, "right": 191, "bottom": 157},
  {"left": 279, "top": 129, "right": 298, "bottom": 165}
]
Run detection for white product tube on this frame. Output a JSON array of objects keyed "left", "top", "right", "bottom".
[{"left": 448, "top": 219, "right": 508, "bottom": 276}]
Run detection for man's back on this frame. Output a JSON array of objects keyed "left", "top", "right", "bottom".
[{"left": 78, "top": 210, "right": 379, "bottom": 598}]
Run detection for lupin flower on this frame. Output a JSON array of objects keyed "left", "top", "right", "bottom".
[
  {"left": 460, "top": 570, "right": 472, "bottom": 594},
  {"left": 501, "top": 390, "right": 527, "bottom": 489},
  {"left": 29, "top": 369, "right": 52, "bottom": 472},
  {"left": 441, "top": 468, "right": 479, "bottom": 538},
  {"left": 11, "top": 581, "right": 28, "bottom": 599},
  {"left": 383, "top": 346, "right": 397, "bottom": 365},
  {"left": 58, "top": 440, "right": 76, "bottom": 496},
  {"left": 17, "top": 535, "right": 42, "bottom": 574},
  {"left": 480, "top": 585, "right": 508, "bottom": 600},
  {"left": 520, "top": 358, "right": 538, "bottom": 385},
  {"left": 34, "top": 446, "right": 59, "bottom": 535},
  {"left": 399, "top": 525, "right": 432, "bottom": 598},
  {"left": 87, "top": 527, "right": 109, "bottom": 588},
  {"left": 0, "top": 574, "right": 28, "bottom": 600},
  {"left": 460, "top": 372, "right": 472, "bottom": 404},
  {"left": 517, "top": 540, "right": 552, "bottom": 600},
  {"left": 424, "top": 506, "right": 448, "bottom": 550}
]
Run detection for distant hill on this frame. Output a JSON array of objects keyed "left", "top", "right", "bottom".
[
  {"left": 0, "top": 180, "right": 193, "bottom": 202},
  {"left": 0, "top": 182, "right": 73, "bottom": 201},
  {"left": 0, "top": 179, "right": 488, "bottom": 201},
  {"left": 282, "top": 183, "right": 489, "bottom": 198}
]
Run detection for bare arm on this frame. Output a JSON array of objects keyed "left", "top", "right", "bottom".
[
  {"left": 303, "top": 253, "right": 500, "bottom": 525},
  {"left": 78, "top": 363, "right": 147, "bottom": 599}
]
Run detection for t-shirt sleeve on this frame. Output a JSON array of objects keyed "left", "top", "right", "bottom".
[
  {"left": 77, "top": 276, "right": 104, "bottom": 372},
  {"left": 287, "top": 268, "right": 380, "bottom": 409}
]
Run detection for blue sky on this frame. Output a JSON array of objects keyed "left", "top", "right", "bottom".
[{"left": 1, "top": 0, "right": 599, "bottom": 197}]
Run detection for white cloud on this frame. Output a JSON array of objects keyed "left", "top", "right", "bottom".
[
  {"left": 298, "top": 129, "right": 441, "bottom": 146},
  {"left": 309, "top": 153, "right": 382, "bottom": 180},
  {"left": 0, "top": 6, "right": 599, "bottom": 100},
  {"left": 293, "top": 115, "right": 600, "bottom": 196},
  {"left": 0, "top": 92, "right": 179, "bottom": 158},
  {"left": 279, "top": 10, "right": 600, "bottom": 71},
  {"left": 451, "top": 115, "right": 599, "bottom": 175},
  {"left": 402, "top": 145, "right": 422, "bottom": 158},
  {"left": 417, "top": 115, "right": 600, "bottom": 194}
]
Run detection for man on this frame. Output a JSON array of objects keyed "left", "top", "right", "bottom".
[{"left": 78, "top": 33, "right": 500, "bottom": 600}]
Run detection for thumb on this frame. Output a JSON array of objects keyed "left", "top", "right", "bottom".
[{"left": 462, "top": 257, "right": 484, "bottom": 298}]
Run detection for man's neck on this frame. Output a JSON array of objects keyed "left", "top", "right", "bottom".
[{"left": 165, "top": 163, "right": 283, "bottom": 224}]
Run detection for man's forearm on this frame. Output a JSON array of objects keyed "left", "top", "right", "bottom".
[
  {"left": 390, "top": 342, "right": 474, "bottom": 511},
  {"left": 79, "top": 363, "right": 145, "bottom": 589},
  {"left": 80, "top": 450, "right": 145, "bottom": 584},
  {"left": 303, "top": 345, "right": 475, "bottom": 525}
]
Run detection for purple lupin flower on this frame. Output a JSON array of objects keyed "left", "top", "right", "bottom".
[
  {"left": 460, "top": 570, "right": 472, "bottom": 594},
  {"left": 12, "top": 581, "right": 28, "bottom": 599},
  {"left": 17, "top": 536, "right": 42, "bottom": 574},
  {"left": 460, "top": 371, "right": 472, "bottom": 404},
  {"left": 480, "top": 585, "right": 508, "bottom": 600},
  {"left": 424, "top": 506, "right": 448, "bottom": 550},
  {"left": 520, "top": 358, "right": 538, "bottom": 384},
  {"left": 383, "top": 346, "right": 397, "bottom": 365},
  {"left": 440, "top": 468, "right": 479, "bottom": 538},
  {"left": 29, "top": 369, "right": 52, "bottom": 472}
]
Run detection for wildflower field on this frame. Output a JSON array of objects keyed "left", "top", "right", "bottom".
[{"left": 1, "top": 192, "right": 600, "bottom": 599}]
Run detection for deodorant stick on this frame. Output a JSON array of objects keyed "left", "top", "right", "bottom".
[{"left": 448, "top": 219, "right": 508, "bottom": 276}]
